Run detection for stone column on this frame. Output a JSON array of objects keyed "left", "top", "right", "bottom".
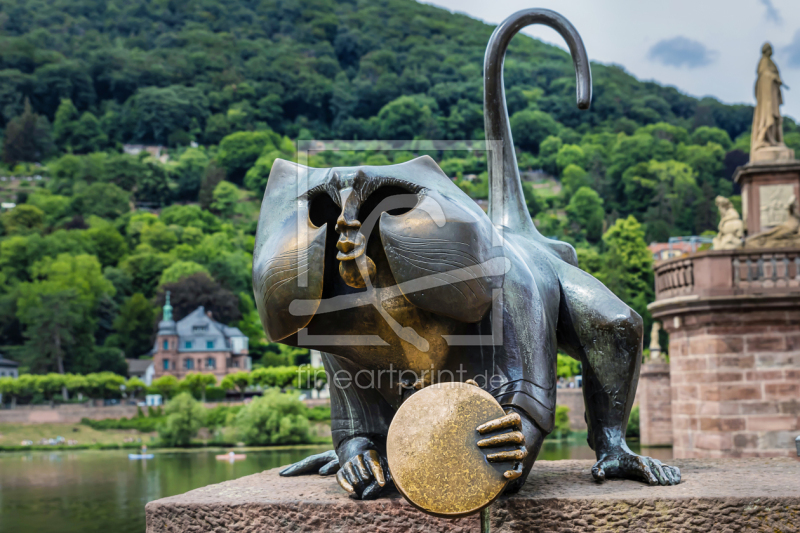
[
  {"left": 638, "top": 362, "right": 673, "bottom": 447},
  {"left": 652, "top": 296, "right": 800, "bottom": 458}
]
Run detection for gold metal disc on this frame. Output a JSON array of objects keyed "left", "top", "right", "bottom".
[{"left": 386, "top": 382, "right": 511, "bottom": 518}]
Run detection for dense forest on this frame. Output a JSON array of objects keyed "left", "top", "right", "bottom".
[{"left": 0, "top": 0, "right": 795, "bottom": 376}]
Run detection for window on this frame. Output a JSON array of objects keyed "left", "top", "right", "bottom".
[
  {"left": 193, "top": 324, "right": 209, "bottom": 332},
  {"left": 185, "top": 341, "right": 192, "bottom": 349},
  {"left": 162, "top": 340, "right": 169, "bottom": 350},
  {"left": 163, "top": 360, "right": 169, "bottom": 370},
  {"left": 206, "top": 340, "right": 214, "bottom": 349},
  {"left": 207, "top": 358, "right": 216, "bottom": 369},
  {"left": 185, "top": 359, "right": 194, "bottom": 370}
]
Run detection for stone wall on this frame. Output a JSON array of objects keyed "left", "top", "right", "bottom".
[
  {"left": 146, "top": 458, "right": 800, "bottom": 533},
  {"left": 556, "top": 388, "right": 587, "bottom": 432},
  {"left": 638, "top": 362, "right": 673, "bottom": 446},
  {"left": 0, "top": 404, "right": 142, "bottom": 424},
  {"left": 666, "top": 316, "right": 800, "bottom": 458}
]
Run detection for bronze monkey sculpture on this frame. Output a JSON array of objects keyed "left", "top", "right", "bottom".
[{"left": 255, "top": 9, "right": 680, "bottom": 500}]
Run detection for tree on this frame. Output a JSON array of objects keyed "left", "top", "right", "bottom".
[
  {"left": 243, "top": 135, "right": 295, "bottom": 192},
  {"left": 216, "top": 131, "right": 275, "bottom": 184},
  {"left": 151, "top": 375, "right": 180, "bottom": 400},
  {"left": 221, "top": 371, "right": 252, "bottom": 401},
  {"left": 3, "top": 98, "right": 53, "bottom": 166},
  {"left": 158, "top": 392, "right": 207, "bottom": 447},
  {"left": 377, "top": 95, "right": 440, "bottom": 140},
  {"left": 70, "top": 182, "right": 130, "bottom": 219},
  {"left": 135, "top": 159, "right": 171, "bottom": 206},
  {"left": 0, "top": 376, "right": 24, "bottom": 408},
  {"left": 566, "top": 187, "right": 605, "bottom": 243},
  {"left": 106, "top": 293, "right": 155, "bottom": 358},
  {"left": 181, "top": 373, "right": 217, "bottom": 402},
  {"left": 155, "top": 273, "right": 241, "bottom": 323},
  {"left": 199, "top": 161, "right": 226, "bottom": 210},
  {"left": 233, "top": 389, "right": 310, "bottom": 445},
  {"left": 174, "top": 148, "right": 209, "bottom": 201},
  {"left": 125, "top": 376, "right": 147, "bottom": 399},
  {"left": 159, "top": 261, "right": 210, "bottom": 286},
  {"left": 598, "top": 216, "right": 654, "bottom": 333},
  {"left": 86, "top": 223, "right": 129, "bottom": 268},
  {"left": 561, "top": 164, "right": 592, "bottom": 198},
  {"left": 122, "top": 86, "right": 209, "bottom": 145},
  {"left": 521, "top": 181, "right": 542, "bottom": 218},
  {"left": 556, "top": 144, "right": 586, "bottom": 172},
  {"left": 17, "top": 289, "right": 88, "bottom": 377},
  {"left": 36, "top": 373, "right": 68, "bottom": 405},
  {"left": 1, "top": 205, "right": 45, "bottom": 235},
  {"left": 70, "top": 112, "right": 108, "bottom": 153},
  {"left": 139, "top": 222, "right": 178, "bottom": 252},
  {"left": 509, "top": 109, "right": 559, "bottom": 154},
  {"left": 210, "top": 181, "right": 239, "bottom": 217},
  {"left": 53, "top": 98, "right": 79, "bottom": 149}
]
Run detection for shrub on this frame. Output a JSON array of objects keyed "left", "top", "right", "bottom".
[
  {"left": 306, "top": 405, "right": 331, "bottom": 422},
  {"left": 81, "top": 416, "right": 163, "bottom": 433},
  {"left": 158, "top": 392, "right": 207, "bottom": 446},
  {"left": 546, "top": 405, "right": 572, "bottom": 440},
  {"left": 233, "top": 390, "right": 310, "bottom": 445},
  {"left": 626, "top": 405, "right": 640, "bottom": 440}
]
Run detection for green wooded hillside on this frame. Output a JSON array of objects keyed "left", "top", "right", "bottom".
[{"left": 0, "top": 0, "right": 791, "bottom": 375}]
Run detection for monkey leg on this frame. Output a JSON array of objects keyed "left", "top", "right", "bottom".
[{"left": 554, "top": 262, "right": 680, "bottom": 486}]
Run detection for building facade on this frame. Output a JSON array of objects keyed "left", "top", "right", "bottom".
[
  {"left": 152, "top": 293, "right": 251, "bottom": 381},
  {"left": 0, "top": 355, "right": 18, "bottom": 378}
]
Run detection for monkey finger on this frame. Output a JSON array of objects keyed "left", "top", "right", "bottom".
[
  {"left": 486, "top": 447, "right": 527, "bottom": 463},
  {"left": 361, "top": 480, "right": 383, "bottom": 500},
  {"left": 503, "top": 462, "right": 523, "bottom": 481},
  {"left": 366, "top": 450, "right": 386, "bottom": 486},
  {"left": 343, "top": 461, "right": 364, "bottom": 489},
  {"left": 477, "top": 412, "right": 522, "bottom": 434},
  {"left": 279, "top": 450, "right": 338, "bottom": 477},
  {"left": 318, "top": 459, "right": 340, "bottom": 476},
  {"left": 477, "top": 431, "right": 525, "bottom": 448},
  {"left": 354, "top": 454, "right": 372, "bottom": 483},
  {"left": 336, "top": 469, "right": 354, "bottom": 493}
]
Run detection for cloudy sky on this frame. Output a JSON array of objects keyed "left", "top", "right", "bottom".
[{"left": 423, "top": 0, "right": 800, "bottom": 121}]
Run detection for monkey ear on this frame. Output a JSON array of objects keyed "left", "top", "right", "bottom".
[
  {"left": 396, "top": 155, "right": 449, "bottom": 178},
  {"left": 253, "top": 214, "right": 326, "bottom": 342},
  {"left": 263, "top": 159, "right": 314, "bottom": 197}
]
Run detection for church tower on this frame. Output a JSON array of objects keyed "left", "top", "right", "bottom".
[{"left": 154, "top": 291, "right": 178, "bottom": 377}]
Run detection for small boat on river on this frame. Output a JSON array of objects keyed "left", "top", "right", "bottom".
[{"left": 216, "top": 451, "right": 247, "bottom": 461}]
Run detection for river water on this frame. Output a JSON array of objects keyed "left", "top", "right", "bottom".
[{"left": 0, "top": 442, "right": 671, "bottom": 533}]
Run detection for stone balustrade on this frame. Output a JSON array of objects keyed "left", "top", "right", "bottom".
[{"left": 654, "top": 248, "right": 800, "bottom": 301}]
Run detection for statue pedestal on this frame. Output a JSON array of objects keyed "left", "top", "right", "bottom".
[
  {"left": 749, "top": 146, "right": 795, "bottom": 164},
  {"left": 145, "top": 459, "right": 800, "bottom": 532},
  {"left": 638, "top": 362, "right": 673, "bottom": 447},
  {"left": 734, "top": 160, "right": 800, "bottom": 235}
]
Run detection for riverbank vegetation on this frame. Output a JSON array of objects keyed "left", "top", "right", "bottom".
[
  {"left": 0, "top": 366, "right": 326, "bottom": 407},
  {"left": 1, "top": 0, "right": 794, "bottom": 373}
]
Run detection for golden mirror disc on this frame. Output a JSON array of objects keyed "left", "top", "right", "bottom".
[{"left": 386, "top": 382, "right": 511, "bottom": 518}]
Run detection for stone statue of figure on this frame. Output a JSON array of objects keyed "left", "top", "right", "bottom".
[
  {"left": 711, "top": 196, "right": 744, "bottom": 250},
  {"left": 745, "top": 193, "right": 800, "bottom": 248},
  {"left": 648, "top": 322, "right": 662, "bottom": 362},
  {"left": 751, "top": 42, "right": 788, "bottom": 153}
]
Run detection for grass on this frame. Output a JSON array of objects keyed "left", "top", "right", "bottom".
[{"left": 0, "top": 423, "right": 156, "bottom": 448}]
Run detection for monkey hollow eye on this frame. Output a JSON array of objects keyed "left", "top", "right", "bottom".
[
  {"left": 358, "top": 185, "right": 417, "bottom": 224},
  {"left": 308, "top": 192, "right": 339, "bottom": 229}
]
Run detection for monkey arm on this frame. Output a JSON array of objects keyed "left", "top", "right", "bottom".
[{"left": 321, "top": 353, "right": 396, "bottom": 499}]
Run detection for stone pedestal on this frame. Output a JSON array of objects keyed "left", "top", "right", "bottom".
[
  {"left": 145, "top": 459, "right": 800, "bottom": 533},
  {"left": 651, "top": 248, "right": 800, "bottom": 458},
  {"left": 734, "top": 161, "right": 800, "bottom": 235},
  {"left": 638, "top": 362, "right": 673, "bottom": 447}
]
